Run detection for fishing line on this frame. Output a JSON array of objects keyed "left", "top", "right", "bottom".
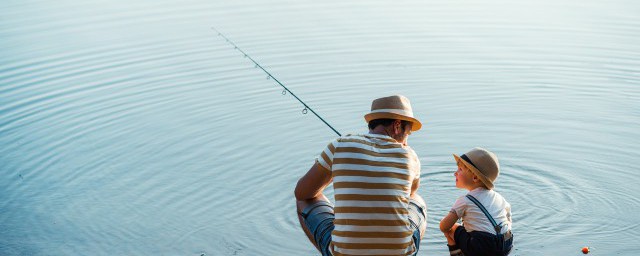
[{"left": 211, "top": 27, "right": 342, "bottom": 136}]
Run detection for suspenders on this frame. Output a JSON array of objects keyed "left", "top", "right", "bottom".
[
  {"left": 465, "top": 194, "right": 513, "bottom": 245},
  {"left": 465, "top": 195, "right": 503, "bottom": 235}
]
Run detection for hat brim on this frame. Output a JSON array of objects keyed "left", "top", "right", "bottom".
[
  {"left": 453, "top": 154, "right": 494, "bottom": 189},
  {"left": 364, "top": 112, "right": 422, "bottom": 131}
]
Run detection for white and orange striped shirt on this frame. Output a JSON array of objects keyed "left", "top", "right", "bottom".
[{"left": 316, "top": 133, "right": 421, "bottom": 256}]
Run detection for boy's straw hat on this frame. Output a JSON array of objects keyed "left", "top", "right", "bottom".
[
  {"left": 364, "top": 95, "right": 422, "bottom": 131},
  {"left": 453, "top": 147, "right": 500, "bottom": 189}
]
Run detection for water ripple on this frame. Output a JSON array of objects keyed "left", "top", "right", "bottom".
[{"left": 1, "top": 0, "right": 639, "bottom": 255}]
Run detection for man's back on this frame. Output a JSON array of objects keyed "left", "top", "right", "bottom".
[{"left": 316, "top": 134, "right": 421, "bottom": 255}]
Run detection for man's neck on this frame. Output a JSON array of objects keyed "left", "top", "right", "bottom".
[
  {"left": 369, "top": 128, "right": 405, "bottom": 145},
  {"left": 369, "top": 128, "right": 395, "bottom": 141},
  {"left": 369, "top": 127, "right": 389, "bottom": 136}
]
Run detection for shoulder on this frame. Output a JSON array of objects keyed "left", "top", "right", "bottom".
[
  {"left": 338, "top": 134, "right": 406, "bottom": 149},
  {"left": 328, "top": 134, "right": 366, "bottom": 146},
  {"left": 405, "top": 146, "right": 419, "bottom": 158},
  {"left": 320, "top": 138, "right": 340, "bottom": 152},
  {"left": 493, "top": 190, "right": 511, "bottom": 207},
  {"left": 336, "top": 134, "right": 367, "bottom": 143},
  {"left": 404, "top": 146, "right": 421, "bottom": 175},
  {"left": 451, "top": 194, "right": 470, "bottom": 216},
  {"left": 452, "top": 194, "right": 471, "bottom": 208},
  {"left": 484, "top": 189, "right": 506, "bottom": 201},
  {"left": 481, "top": 189, "right": 511, "bottom": 212}
]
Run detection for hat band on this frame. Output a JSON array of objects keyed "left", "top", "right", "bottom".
[
  {"left": 460, "top": 154, "right": 479, "bottom": 170},
  {"left": 369, "top": 108, "right": 414, "bottom": 118}
]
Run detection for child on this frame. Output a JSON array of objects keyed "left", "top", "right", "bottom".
[{"left": 439, "top": 147, "right": 513, "bottom": 256}]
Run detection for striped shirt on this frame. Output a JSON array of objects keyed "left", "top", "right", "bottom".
[{"left": 316, "top": 134, "right": 421, "bottom": 256}]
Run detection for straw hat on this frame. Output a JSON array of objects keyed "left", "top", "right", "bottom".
[
  {"left": 453, "top": 147, "right": 500, "bottom": 189},
  {"left": 364, "top": 95, "right": 422, "bottom": 131}
]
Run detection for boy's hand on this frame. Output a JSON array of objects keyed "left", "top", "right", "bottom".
[{"left": 440, "top": 211, "right": 460, "bottom": 245}]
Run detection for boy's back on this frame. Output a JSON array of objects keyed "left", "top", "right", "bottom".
[{"left": 451, "top": 187, "right": 512, "bottom": 235}]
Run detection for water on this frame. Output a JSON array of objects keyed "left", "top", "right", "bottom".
[{"left": 1, "top": 0, "right": 639, "bottom": 255}]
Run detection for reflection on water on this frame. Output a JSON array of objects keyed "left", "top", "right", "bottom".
[{"left": 1, "top": 0, "right": 639, "bottom": 255}]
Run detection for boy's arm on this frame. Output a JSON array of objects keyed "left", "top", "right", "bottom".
[{"left": 439, "top": 211, "right": 459, "bottom": 233}]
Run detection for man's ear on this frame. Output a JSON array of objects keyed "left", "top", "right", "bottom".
[{"left": 394, "top": 120, "right": 402, "bottom": 133}]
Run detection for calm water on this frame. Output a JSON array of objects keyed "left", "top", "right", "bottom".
[{"left": 1, "top": 0, "right": 639, "bottom": 255}]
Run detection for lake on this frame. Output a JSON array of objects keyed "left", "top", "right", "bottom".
[{"left": 1, "top": 0, "right": 639, "bottom": 255}]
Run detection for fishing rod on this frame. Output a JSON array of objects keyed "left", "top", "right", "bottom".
[{"left": 211, "top": 27, "right": 342, "bottom": 136}]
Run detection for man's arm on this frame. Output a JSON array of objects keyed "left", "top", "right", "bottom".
[
  {"left": 410, "top": 178, "right": 420, "bottom": 197},
  {"left": 294, "top": 162, "right": 332, "bottom": 200}
]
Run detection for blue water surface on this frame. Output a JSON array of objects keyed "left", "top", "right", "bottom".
[{"left": 1, "top": 0, "right": 639, "bottom": 255}]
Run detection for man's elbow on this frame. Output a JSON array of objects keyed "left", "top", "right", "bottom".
[
  {"left": 294, "top": 179, "right": 303, "bottom": 200},
  {"left": 294, "top": 178, "right": 310, "bottom": 200},
  {"left": 294, "top": 189, "right": 305, "bottom": 201}
]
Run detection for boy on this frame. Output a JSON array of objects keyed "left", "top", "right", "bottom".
[{"left": 439, "top": 148, "right": 513, "bottom": 256}]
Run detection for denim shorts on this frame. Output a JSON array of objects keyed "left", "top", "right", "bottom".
[{"left": 300, "top": 199, "right": 427, "bottom": 256}]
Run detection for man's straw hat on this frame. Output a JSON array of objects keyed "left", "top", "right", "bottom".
[
  {"left": 364, "top": 95, "right": 422, "bottom": 131},
  {"left": 453, "top": 147, "right": 500, "bottom": 189}
]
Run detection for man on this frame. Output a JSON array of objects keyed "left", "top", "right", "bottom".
[{"left": 295, "top": 95, "right": 427, "bottom": 256}]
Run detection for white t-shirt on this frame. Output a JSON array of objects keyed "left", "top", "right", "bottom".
[{"left": 451, "top": 187, "right": 512, "bottom": 235}]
